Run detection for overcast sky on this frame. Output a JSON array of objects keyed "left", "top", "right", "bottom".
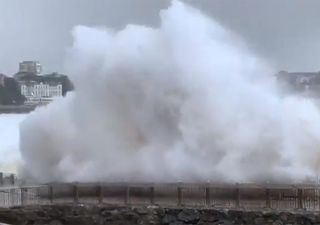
[{"left": 0, "top": 0, "right": 320, "bottom": 75}]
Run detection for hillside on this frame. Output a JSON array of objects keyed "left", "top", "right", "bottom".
[{"left": 0, "top": 77, "right": 26, "bottom": 105}]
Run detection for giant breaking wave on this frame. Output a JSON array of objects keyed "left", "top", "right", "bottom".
[{"left": 19, "top": 1, "right": 320, "bottom": 183}]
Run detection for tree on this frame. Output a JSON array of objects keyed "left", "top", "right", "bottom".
[{"left": 0, "top": 77, "right": 26, "bottom": 105}]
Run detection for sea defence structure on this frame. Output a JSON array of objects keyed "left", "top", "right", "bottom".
[
  {"left": 2, "top": 204, "right": 320, "bottom": 225},
  {"left": 1, "top": 182, "right": 320, "bottom": 224},
  {"left": 1, "top": 182, "right": 320, "bottom": 209}
]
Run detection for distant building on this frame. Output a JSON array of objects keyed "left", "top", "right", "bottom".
[
  {"left": 19, "top": 61, "right": 42, "bottom": 75},
  {"left": 21, "top": 82, "right": 62, "bottom": 97},
  {"left": 276, "top": 70, "right": 320, "bottom": 95},
  {"left": 43, "top": 73, "right": 74, "bottom": 96},
  {"left": 0, "top": 172, "right": 17, "bottom": 186},
  {"left": 276, "top": 71, "right": 320, "bottom": 85},
  {"left": 0, "top": 74, "right": 6, "bottom": 87},
  {"left": 20, "top": 82, "right": 63, "bottom": 104},
  {"left": 12, "top": 61, "right": 73, "bottom": 104}
]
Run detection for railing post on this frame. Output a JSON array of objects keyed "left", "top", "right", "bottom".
[
  {"left": 318, "top": 189, "right": 320, "bottom": 210},
  {"left": 266, "top": 188, "right": 271, "bottom": 208},
  {"left": 150, "top": 186, "right": 155, "bottom": 205},
  {"left": 21, "top": 188, "right": 26, "bottom": 206},
  {"left": 235, "top": 184, "right": 240, "bottom": 208},
  {"left": 205, "top": 186, "right": 211, "bottom": 206},
  {"left": 49, "top": 185, "right": 54, "bottom": 204},
  {"left": 297, "top": 189, "right": 303, "bottom": 209},
  {"left": 73, "top": 183, "right": 79, "bottom": 204},
  {"left": 125, "top": 186, "right": 130, "bottom": 205},
  {"left": 0, "top": 173, "right": 3, "bottom": 186},
  {"left": 96, "top": 184, "right": 103, "bottom": 204},
  {"left": 10, "top": 189, "right": 15, "bottom": 206},
  {"left": 177, "top": 185, "right": 183, "bottom": 206}
]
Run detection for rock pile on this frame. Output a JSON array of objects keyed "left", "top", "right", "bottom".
[{"left": 0, "top": 205, "right": 320, "bottom": 225}]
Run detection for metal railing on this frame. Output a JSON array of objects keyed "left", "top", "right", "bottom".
[
  {"left": 0, "top": 186, "right": 39, "bottom": 207},
  {"left": 1, "top": 183, "right": 320, "bottom": 211}
]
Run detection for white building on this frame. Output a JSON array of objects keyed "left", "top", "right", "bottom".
[
  {"left": 19, "top": 61, "right": 42, "bottom": 75},
  {"left": 21, "top": 82, "right": 62, "bottom": 104}
]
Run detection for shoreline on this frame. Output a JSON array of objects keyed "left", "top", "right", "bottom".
[{"left": 0, "top": 105, "right": 37, "bottom": 114}]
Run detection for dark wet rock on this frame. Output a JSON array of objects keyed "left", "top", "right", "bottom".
[
  {"left": 48, "top": 220, "right": 64, "bottom": 225},
  {"left": 162, "top": 214, "right": 177, "bottom": 224},
  {"left": 177, "top": 209, "right": 200, "bottom": 223},
  {"left": 134, "top": 207, "right": 149, "bottom": 215},
  {"left": 123, "top": 211, "right": 139, "bottom": 221},
  {"left": 2, "top": 204, "right": 320, "bottom": 225},
  {"left": 165, "top": 208, "right": 182, "bottom": 215},
  {"left": 272, "top": 219, "right": 283, "bottom": 225},
  {"left": 169, "top": 221, "right": 185, "bottom": 225},
  {"left": 92, "top": 215, "right": 106, "bottom": 225},
  {"left": 201, "top": 210, "right": 226, "bottom": 222},
  {"left": 254, "top": 217, "right": 265, "bottom": 225},
  {"left": 138, "top": 214, "right": 160, "bottom": 225}
]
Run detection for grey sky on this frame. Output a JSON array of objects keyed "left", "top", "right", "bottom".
[{"left": 0, "top": 0, "right": 319, "bottom": 75}]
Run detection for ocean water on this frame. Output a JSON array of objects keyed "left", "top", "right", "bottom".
[{"left": 0, "top": 114, "right": 27, "bottom": 173}]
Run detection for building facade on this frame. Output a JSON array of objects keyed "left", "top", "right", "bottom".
[
  {"left": 276, "top": 70, "right": 320, "bottom": 96},
  {"left": 19, "top": 61, "right": 42, "bottom": 75},
  {"left": 20, "top": 82, "right": 62, "bottom": 104}
]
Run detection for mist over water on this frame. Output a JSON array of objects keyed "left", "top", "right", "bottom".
[
  {"left": 0, "top": 114, "right": 26, "bottom": 173},
  {"left": 19, "top": 1, "right": 320, "bottom": 183}
]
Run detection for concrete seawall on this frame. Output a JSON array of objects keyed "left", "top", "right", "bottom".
[
  {"left": 0, "top": 105, "right": 36, "bottom": 114},
  {"left": 3, "top": 182, "right": 320, "bottom": 211}
]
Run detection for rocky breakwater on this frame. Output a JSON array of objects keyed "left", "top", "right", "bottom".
[{"left": 1, "top": 205, "right": 320, "bottom": 225}]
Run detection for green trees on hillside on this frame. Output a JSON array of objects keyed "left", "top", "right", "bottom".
[{"left": 0, "top": 77, "right": 26, "bottom": 105}]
